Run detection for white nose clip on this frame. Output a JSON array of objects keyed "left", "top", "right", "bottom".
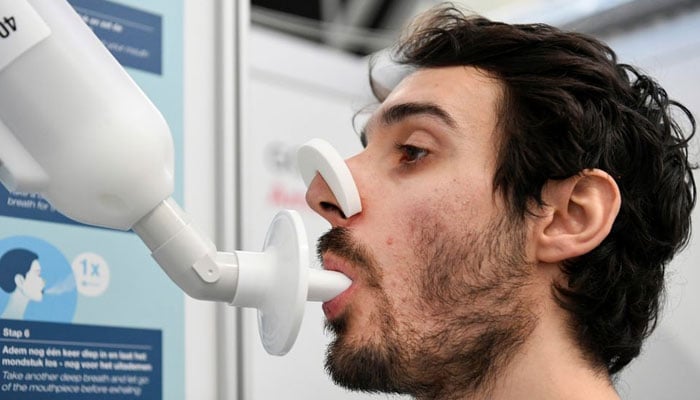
[{"left": 298, "top": 138, "right": 362, "bottom": 217}]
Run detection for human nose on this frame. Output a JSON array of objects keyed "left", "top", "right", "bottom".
[
  {"left": 298, "top": 139, "right": 361, "bottom": 226},
  {"left": 305, "top": 174, "right": 347, "bottom": 226}
]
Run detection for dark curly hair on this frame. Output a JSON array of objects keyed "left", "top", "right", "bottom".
[{"left": 371, "top": 5, "right": 697, "bottom": 374}]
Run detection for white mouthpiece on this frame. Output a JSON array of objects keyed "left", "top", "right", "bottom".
[{"left": 307, "top": 269, "right": 352, "bottom": 302}]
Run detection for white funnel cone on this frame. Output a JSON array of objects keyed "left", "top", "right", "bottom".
[{"left": 231, "top": 139, "right": 359, "bottom": 355}]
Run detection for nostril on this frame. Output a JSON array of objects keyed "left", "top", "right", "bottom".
[{"left": 320, "top": 201, "right": 347, "bottom": 219}]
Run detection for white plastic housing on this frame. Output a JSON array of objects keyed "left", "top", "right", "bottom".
[{"left": 0, "top": 0, "right": 173, "bottom": 230}]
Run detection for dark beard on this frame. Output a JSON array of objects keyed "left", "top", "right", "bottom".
[
  {"left": 324, "top": 310, "right": 415, "bottom": 394},
  {"left": 319, "top": 227, "right": 411, "bottom": 393},
  {"left": 317, "top": 216, "right": 536, "bottom": 399}
]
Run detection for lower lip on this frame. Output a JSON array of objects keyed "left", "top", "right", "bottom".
[{"left": 322, "top": 284, "right": 355, "bottom": 320}]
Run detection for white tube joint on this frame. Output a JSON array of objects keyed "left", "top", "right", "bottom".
[{"left": 133, "top": 198, "right": 238, "bottom": 303}]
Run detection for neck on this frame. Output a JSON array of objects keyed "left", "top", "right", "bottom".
[
  {"left": 422, "top": 297, "right": 622, "bottom": 400},
  {"left": 2, "top": 291, "right": 30, "bottom": 319},
  {"left": 484, "top": 300, "right": 620, "bottom": 400}
]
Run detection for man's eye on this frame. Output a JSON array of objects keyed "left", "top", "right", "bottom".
[{"left": 395, "top": 143, "right": 429, "bottom": 164}]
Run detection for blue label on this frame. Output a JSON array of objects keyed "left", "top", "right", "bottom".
[
  {"left": 0, "top": 190, "right": 81, "bottom": 227},
  {"left": 67, "top": 0, "right": 163, "bottom": 75},
  {"left": 0, "top": 319, "right": 161, "bottom": 399}
]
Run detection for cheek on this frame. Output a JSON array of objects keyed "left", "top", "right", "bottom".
[
  {"left": 374, "top": 203, "right": 446, "bottom": 294},
  {"left": 355, "top": 176, "right": 489, "bottom": 293}
]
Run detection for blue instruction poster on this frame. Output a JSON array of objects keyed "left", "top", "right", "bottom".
[
  {"left": 0, "top": 319, "right": 162, "bottom": 399},
  {"left": 0, "top": 1, "right": 184, "bottom": 399}
]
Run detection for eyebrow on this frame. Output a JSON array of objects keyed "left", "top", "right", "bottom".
[
  {"left": 382, "top": 102, "right": 457, "bottom": 128},
  {"left": 360, "top": 101, "right": 457, "bottom": 146}
]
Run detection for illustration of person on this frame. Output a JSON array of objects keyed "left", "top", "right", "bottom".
[{"left": 0, "top": 248, "right": 46, "bottom": 319}]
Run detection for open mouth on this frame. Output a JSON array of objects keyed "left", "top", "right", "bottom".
[
  {"left": 322, "top": 282, "right": 355, "bottom": 320},
  {"left": 321, "top": 253, "right": 356, "bottom": 320}
]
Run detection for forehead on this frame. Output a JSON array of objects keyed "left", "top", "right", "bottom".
[{"left": 377, "top": 66, "right": 503, "bottom": 132}]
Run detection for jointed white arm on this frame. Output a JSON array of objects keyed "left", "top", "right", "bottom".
[{"left": 133, "top": 196, "right": 352, "bottom": 356}]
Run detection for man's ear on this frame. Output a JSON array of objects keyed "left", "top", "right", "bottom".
[
  {"left": 534, "top": 169, "right": 621, "bottom": 263},
  {"left": 14, "top": 274, "right": 25, "bottom": 291}
]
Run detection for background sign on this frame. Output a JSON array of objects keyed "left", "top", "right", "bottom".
[
  {"left": 68, "top": 0, "right": 162, "bottom": 75},
  {"left": 0, "top": 1, "right": 184, "bottom": 399},
  {"left": 1, "top": 319, "right": 162, "bottom": 399}
]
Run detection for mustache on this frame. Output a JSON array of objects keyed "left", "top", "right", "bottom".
[{"left": 317, "top": 227, "right": 379, "bottom": 281}]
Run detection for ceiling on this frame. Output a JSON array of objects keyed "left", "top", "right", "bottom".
[{"left": 250, "top": 0, "right": 700, "bottom": 55}]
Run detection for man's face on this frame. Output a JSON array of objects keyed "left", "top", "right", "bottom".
[
  {"left": 307, "top": 66, "right": 538, "bottom": 398},
  {"left": 19, "top": 259, "right": 45, "bottom": 302}
]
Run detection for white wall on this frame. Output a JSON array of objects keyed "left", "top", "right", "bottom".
[
  {"left": 602, "top": 9, "right": 700, "bottom": 400},
  {"left": 183, "top": 0, "right": 244, "bottom": 399}
]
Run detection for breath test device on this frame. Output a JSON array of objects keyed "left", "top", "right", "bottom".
[{"left": 0, "top": 0, "right": 361, "bottom": 355}]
